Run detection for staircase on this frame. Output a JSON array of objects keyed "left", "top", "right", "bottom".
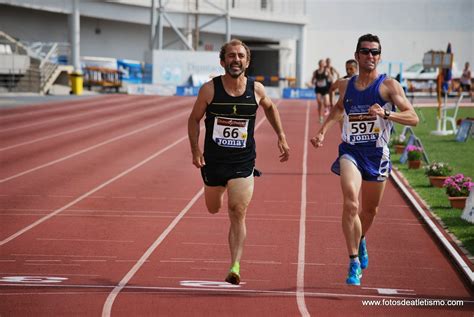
[{"left": 0, "top": 31, "right": 71, "bottom": 94}]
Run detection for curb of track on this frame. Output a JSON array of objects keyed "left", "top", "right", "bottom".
[{"left": 390, "top": 168, "right": 474, "bottom": 287}]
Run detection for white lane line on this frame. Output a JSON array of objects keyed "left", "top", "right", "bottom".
[
  {"left": 36, "top": 238, "right": 134, "bottom": 243},
  {"left": 24, "top": 260, "right": 61, "bottom": 262},
  {"left": 101, "top": 187, "right": 205, "bottom": 317},
  {"left": 0, "top": 98, "right": 184, "bottom": 152},
  {"left": 182, "top": 242, "right": 277, "bottom": 248},
  {"left": 0, "top": 272, "right": 100, "bottom": 277},
  {"left": 11, "top": 253, "right": 117, "bottom": 259},
  {"left": 296, "top": 101, "right": 310, "bottom": 317},
  {"left": 0, "top": 95, "right": 119, "bottom": 120},
  {"left": 24, "top": 263, "right": 81, "bottom": 267},
  {"left": 172, "top": 257, "right": 224, "bottom": 261},
  {"left": 3, "top": 282, "right": 473, "bottom": 304},
  {"left": 0, "top": 109, "right": 189, "bottom": 183},
  {"left": 0, "top": 213, "right": 177, "bottom": 219},
  {"left": 0, "top": 96, "right": 148, "bottom": 133},
  {"left": 0, "top": 134, "right": 189, "bottom": 246},
  {"left": 244, "top": 260, "right": 281, "bottom": 265}
]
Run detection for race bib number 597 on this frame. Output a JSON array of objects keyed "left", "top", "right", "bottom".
[
  {"left": 212, "top": 117, "right": 249, "bottom": 148},
  {"left": 348, "top": 113, "right": 380, "bottom": 143}
]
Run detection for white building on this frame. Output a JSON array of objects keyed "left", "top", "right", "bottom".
[{"left": 0, "top": 0, "right": 472, "bottom": 90}]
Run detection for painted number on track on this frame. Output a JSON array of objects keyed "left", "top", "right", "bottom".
[
  {"left": 0, "top": 276, "right": 68, "bottom": 283},
  {"left": 180, "top": 280, "right": 242, "bottom": 288}
]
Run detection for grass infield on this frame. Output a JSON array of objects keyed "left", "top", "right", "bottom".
[{"left": 391, "top": 106, "right": 474, "bottom": 256}]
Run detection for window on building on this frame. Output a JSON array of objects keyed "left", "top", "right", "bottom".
[{"left": 261, "top": 0, "right": 272, "bottom": 10}]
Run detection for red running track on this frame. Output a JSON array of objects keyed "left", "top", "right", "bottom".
[{"left": 0, "top": 95, "right": 472, "bottom": 316}]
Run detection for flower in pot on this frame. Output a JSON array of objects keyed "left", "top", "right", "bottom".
[
  {"left": 391, "top": 135, "right": 406, "bottom": 154},
  {"left": 443, "top": 174, "right": 474, "bottom": 209},
  {"left": 424, "top": 161, "right": 453, "bottom": 187},
  {"left": 406, "top": 145, "right": 423, "bottom": 169}
]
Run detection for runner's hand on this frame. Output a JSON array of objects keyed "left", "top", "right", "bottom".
[
  {"left": 311, "top": 133, "right": 324, "bottom": 148},
  {"left": 278, "top": 137, "right": 290, "bottom": 162},
  {"left": 192, "top": 150, "right": 205, "bottom": 168},
  {"left": 368, "top": 103, "right": 384, "bottom": 117}
]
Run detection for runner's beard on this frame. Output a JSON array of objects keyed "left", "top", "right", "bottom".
[{"left": 226, "top": 63, "right": 245, "bottom": 78}]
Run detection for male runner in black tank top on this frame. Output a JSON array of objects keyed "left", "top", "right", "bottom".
[{"left": 188, "top": 39, "right": 290, "bottom": 285}]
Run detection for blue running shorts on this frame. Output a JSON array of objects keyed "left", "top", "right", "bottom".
[{"left": 331, "top": 142, "right": 391, "bottom": 182}]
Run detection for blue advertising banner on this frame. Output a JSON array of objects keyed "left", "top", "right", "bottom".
[
  {"left": 117, "top": 59, "right": 143, "bottom": 84},
  {"left": 282, "top": 88, "right": 316, "bottom": 99},
  {"left": 176, "top": 86, "right": 200, "bottom": 96}
]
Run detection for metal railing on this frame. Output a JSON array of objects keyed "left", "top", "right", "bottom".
[{"left": 0, "top": 33, "right": 71, "bottom": 93}]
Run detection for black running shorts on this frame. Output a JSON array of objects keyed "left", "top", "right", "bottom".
[{"left": 200, "top": 160, "right": 256, "bottom": 187}]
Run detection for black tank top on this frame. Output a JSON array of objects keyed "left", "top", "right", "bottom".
[
  {"left": 315, "top": 70, "right": 329, "bottom": 88},
  {"left": 204, "top": 76, "right": 258, "bottom": 164}
]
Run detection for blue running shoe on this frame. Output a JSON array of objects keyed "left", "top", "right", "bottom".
[
  {"left": 359, "top": 238, "right": 369, "bottom": 270},
  {"left": 346, "top": 261, "right": 362, "bottom": 286}
]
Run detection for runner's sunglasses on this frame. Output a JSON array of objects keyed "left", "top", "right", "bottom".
[{"left": 358, "top": 48, "right": 381, "bottom": 56}]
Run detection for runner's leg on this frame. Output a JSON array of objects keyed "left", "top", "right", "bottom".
[
  {"left": 226, "top": 175, "right": 254, "bottom": 266},
  {"left": 204, "top": 185, "right": 226, "bottom": 214},
  {"left": 316, "top": 93, "right": 324, "bottom": 123},
  {"left": 322, "top": 93, "right": 330, "bottom": 115},
  {"left": 340, "top": 158, "right": 362, "bottom": 256},
  {"left": 360, "top": 180, "right": 386, "bottom": 235}
]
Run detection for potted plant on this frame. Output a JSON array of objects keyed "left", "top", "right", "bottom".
[
  {"left": 443, "top": 174, "right": 474, "bottom": 209},
  {"left": 406, "top": 145, "right": 423, "bottom": 169},
  {"left": 391, "top": 135, "right": 406, "bottom": 154},
  {"left": 424, "top": 161, "right": 453, "bottom": 187}
]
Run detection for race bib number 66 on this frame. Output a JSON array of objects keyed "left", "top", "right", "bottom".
[{"left": 212, "top": 117, "right": 249, "bottom": 148}]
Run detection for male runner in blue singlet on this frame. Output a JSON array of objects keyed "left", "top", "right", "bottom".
[
  {"left": 310, "top": 34, "right": 419, "bottom": 285},
  {"left": 188, "top": 39, "right": 290, "bottom": 285},
  {"left": 329, "top": 59, "right": 358, "bottom": 108}
]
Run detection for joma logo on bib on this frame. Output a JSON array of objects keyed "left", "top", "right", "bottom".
[
  {"left": 216, "top": 138, "right": 246, "bottom": 147},
  {"left": 349, "top": 134, "right": 378, "bottom": 143}
]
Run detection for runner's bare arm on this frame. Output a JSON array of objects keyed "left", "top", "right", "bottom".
[
  {"left": 187, "top": 81, "right": 213, "bottom": 168},
  {"left": 328, "top": 79, "right": 342, "bottom": 107},
  {"left": 311, "top": 81, "right": 346, "bottom": 148},
  {"left": 311, "top": 71, "right": 317, "bottom": 86},
  {"left": 255, "top": 81, "right": 290, "bottom": 162},
  {"left": 369, "top": 78, "right": 419, "bottom": 126}
]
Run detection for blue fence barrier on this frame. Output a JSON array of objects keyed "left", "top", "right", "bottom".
[
  {"left": 282, "top": 88, "right": 316, "bottom": 99},
  {"left": 176, "top": 86, "right": 200, "bottom": 96}
]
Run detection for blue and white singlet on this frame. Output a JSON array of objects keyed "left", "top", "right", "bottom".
[{"left": 332, "top": 74, "right": 395, "bottom": 181}]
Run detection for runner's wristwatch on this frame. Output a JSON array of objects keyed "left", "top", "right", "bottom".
[{"left": 384, "top": 109, "right": 390, "bottom": 119}]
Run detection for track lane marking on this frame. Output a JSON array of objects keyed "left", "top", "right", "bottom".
[
  {"left": 0, "top": 98, "right": 186, "bottom": 151},
  {"left": 3, "top": 282, "right": 473, "bottom": 304},
  {"left": 101, "top": 187, "right": 205, "bottom": 317},
  {"left": 0, "top": 133, "right": 190, "bottom": 246},
  {"left": 0, "top": 95, "right": 155, "bottom": 133},
  {"left": 0, "top": 109, "right": 189, "bottom": 183},
  {"left": 296, "top": 100, "right": 310, "bottom": 317},
  {"left": 36, "top": 238, "right": 134, "bottom": 243},
  {"left": 0, "top": 95, "right": 124, "bottom": 120}
]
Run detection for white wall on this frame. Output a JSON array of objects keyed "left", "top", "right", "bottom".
[
  {"left": 0, "top": 5, "right": 228, "bottom": 62},
  {"left": 304, "top": 0, "right": 473, "bottom": 83}
]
